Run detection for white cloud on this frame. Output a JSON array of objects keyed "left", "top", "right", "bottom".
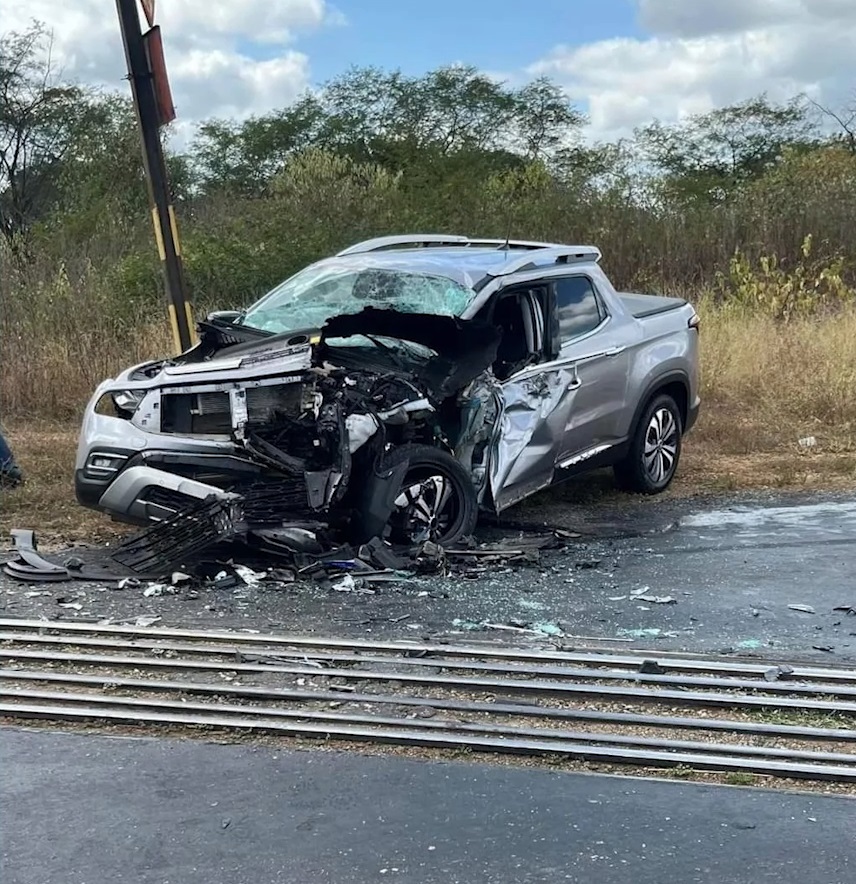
[
  {"left": 1, "top": 0, "right": 339, "bottom": 123},
  {"left": 529, "top": 0, "right": 856, "bottom": 141}
]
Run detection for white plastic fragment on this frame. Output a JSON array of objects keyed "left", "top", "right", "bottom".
[
  {"left": 116, "top": 577, "right": 141, "bottom": 590},
  {"left": 233, "top": 565, "right": 266, "bottom": 588}
]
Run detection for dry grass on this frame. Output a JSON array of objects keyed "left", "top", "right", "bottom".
[
  {"left": 685, "top": 301, "right": 856, "bottom": 491},
  {"left": 0, "top": 422, "right": 128, "bottom": 547},
  {"left": 2, "top": 304, "right": 856, "bottom": 543}
]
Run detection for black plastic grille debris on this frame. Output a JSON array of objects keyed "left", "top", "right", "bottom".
[
  {"left": 239, "top": 478, "right": 309, "bottom": 523},
  {"left": 110, "top": 496, "right": 243, "bottom": 574}
]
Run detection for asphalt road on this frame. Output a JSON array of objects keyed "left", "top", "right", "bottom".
[
  {"left": 3, "top": 490, "right": 856, "bottom": 662},
  {"left": 2, "top": 727, "right": 854, "bottom": 884}
]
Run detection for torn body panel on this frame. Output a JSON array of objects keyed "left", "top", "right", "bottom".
[{"left": 488, "top": 368, "right": 576, "bottom": 512}]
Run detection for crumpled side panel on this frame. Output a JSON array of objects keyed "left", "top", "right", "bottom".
[{"left": 489, "top": 369, "right": 576, "bottom": 512}]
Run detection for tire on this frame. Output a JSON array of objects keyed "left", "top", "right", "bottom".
[
  {"left": 373, "top": 444, "right": 479, "bottom": 546},
  {"left": 614, "top": 394, "right": 683, "bottom": 494}
]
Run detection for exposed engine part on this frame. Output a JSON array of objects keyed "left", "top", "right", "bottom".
[{"left": 161, "top": 382, "right": 307, "bottom": 435}]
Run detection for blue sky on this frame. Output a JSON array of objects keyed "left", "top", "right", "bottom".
[
  {"left": 298, "top": 0, "right": 641, "bottom": 84},
  {"left": 8, "top": 0, "right": 856, "bottom": 141}
]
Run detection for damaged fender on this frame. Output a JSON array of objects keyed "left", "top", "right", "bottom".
[{"left": 488, "top": 368, "right": 577, "bottom": 512}]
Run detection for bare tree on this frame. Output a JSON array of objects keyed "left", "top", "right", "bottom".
[
  {"left": 0, "top": 21, "right": 83, "bottom": 254},
  {"left": 808, "top": 96, "right": 856, "bottom": 154}
]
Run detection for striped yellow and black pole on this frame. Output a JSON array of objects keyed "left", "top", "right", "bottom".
[{"left": 116, "top": 0, "right": 196, "bottom": 354}]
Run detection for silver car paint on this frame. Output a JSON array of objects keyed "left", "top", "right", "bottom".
[{"left": 76, "top": 244, "right": 699, "bottom": 522}]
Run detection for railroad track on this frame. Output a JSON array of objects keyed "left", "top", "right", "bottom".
[{"left": 1, "top": 618, "right": 855, "bottom": 784}]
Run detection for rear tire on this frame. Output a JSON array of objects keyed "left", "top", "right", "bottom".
[
  {"left": 614, "top": 394, "right": 682, "bottom": 494},
  {"left": 373, "top": 444, "right": 478, "bottom": 546}
]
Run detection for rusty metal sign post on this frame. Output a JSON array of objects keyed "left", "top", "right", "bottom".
[{"left": 115, "top": 0, "right": 195, "bottom": 354}]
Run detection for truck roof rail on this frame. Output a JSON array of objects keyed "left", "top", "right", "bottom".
[
  {"left": 336, "top": 234, "right": 571, "bottom": 256},
  {"left": 336, "top": 234, "right": 470, "bottom": 256},
  {"left": 485, "top": 245, "right": 602, "bottom": 277}
]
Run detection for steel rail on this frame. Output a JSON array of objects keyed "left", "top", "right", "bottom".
[
  {"left": 3, "top": 668, "right": 852, "bottom": 742},
  {"left": 2, "top": 618, "right": 854, "bottom": 683},
  {"left": 5, "top": 631, "right": 856, "bottom": 699},
  {"left": 3, "top": 648, "right": 856, "bottom": 714},
  {"left": 4, "top": 686, "right": 855, "bottom": 766},
  {"left": 2, "top": 700, "right": 855, "bottom": 783}
]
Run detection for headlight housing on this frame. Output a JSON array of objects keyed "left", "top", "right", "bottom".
[
  {"left": 112, "top": 390, "right": 146, "bottom": 414},
  {"left": 95, "top": 389, "right": 147, "bottom": 418}
]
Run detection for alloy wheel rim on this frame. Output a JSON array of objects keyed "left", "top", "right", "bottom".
[
  {"left": 387, "top": 471, "right": 459, "bottom": 544},
  {"left": 643, "top": 407, "right": 678, "bottom": 484}
]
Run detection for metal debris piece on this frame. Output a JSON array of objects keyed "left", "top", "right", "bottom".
[
  {"left": 788, "top": 604, "right": 816, "bottom": 614},
  {"left": 635, "top": 594, "right": 678, "bottom": 605},
  {"left": 833, "top": 605, "right": 856, "bottom": 616}
]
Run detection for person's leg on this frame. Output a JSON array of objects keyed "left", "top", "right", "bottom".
[{"left": 0, "top": 428, "right": 23, "bottom": 485}]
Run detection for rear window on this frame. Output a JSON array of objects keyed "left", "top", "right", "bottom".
[{"left": 555, "top": 276, "right": 604, "bottom": 341}]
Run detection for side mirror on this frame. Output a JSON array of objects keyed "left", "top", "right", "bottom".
[{"left": 205, "top": 310, "right": 242, "bottom": 324}]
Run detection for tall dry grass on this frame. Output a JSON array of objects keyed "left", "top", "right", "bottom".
[{"left": 698, "top": 302, "right": 856, "bottom": 455}]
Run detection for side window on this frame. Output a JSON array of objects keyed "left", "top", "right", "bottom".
[{"left": 555, "top": 276, "right": 604, "bottom": 342}]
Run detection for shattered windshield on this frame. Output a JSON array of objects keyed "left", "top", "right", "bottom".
[{"left": 239, "top": 264, "right": 473, "bottom": 335}]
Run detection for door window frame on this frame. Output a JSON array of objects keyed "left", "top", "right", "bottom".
[{"left": 553, "top": 273, "right": 611, "bottom": 347}]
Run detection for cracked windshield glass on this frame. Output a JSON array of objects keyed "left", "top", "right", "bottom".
[{"left": 239, "top": 265, "right": 473, "bottom": 336}]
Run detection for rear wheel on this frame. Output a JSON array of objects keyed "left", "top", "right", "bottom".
[
  {"left": 376, "top": 444, "right": 478, "bottom": 546},
  {"left": 614, "top": 394, "right": 682, "bottom": 494}
]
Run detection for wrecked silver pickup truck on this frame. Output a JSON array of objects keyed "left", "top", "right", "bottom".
[{"left": 75, "top": 235, "right": 700, "bottom": 546}]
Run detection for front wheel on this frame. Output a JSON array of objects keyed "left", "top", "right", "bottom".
[
  {"left": 374, "top": 444, "right": 479, "bottom": 546},
  {"left": 614, "top": 394, "right": 683, "bottom": 494}
]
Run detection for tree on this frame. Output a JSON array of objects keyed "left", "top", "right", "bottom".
[
  {"left": 636, "top": 94, "right": 818, "bottom": 204},
  {"left": 0, "top": 22, "right": 87, "bottom": 252},
  {"left": 190, "top": 66, "right": 584, "bottom": 196},
  {"left": 511, "top": 77, "right": 584, "bottom": 161},
  {"left": 192, "top": 96, "right": 324, "bottom": 195}
]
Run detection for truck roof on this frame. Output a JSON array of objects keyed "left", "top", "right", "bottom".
[{"left": 321, "top": 236, "right": 602, "bottom": 290}]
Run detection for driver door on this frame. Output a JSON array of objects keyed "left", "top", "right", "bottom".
[{"left": 486, "top": 286, "right": 581, "bottom": 512}]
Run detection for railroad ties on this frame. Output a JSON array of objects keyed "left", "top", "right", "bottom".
[{"left": 1, "top": 618, "right": 855, "bottom": 784}]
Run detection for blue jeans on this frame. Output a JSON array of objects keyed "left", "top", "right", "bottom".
[{"left": 0, "top": 429, "right": 16, "bottom": 469}]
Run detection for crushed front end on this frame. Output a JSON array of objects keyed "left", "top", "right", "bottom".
[{"left": 75, "top": 309, "right": 503, "bottom": 545}]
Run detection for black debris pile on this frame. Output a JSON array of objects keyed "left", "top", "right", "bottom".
[{"left": 3, "top": 501, "right": 566, "bottom": 588}]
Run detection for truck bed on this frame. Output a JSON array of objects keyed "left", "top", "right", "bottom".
[{"left": 619, "top": 292, "right": 687, "bottom": 319}]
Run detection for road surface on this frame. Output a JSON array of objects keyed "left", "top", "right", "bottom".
[
  {"left": 2, "top": 491, "right": 855, "bottom": 662},
  {"left": 2, "top": 728, "right": 854, "bottom": 884}
]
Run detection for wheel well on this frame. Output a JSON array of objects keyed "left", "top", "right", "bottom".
[
  {"left": 632, "top": 378, "right": 689, "bottom": 440},
  {"left": 656, "top": 380, "right": 689, "bottom": 429}
]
